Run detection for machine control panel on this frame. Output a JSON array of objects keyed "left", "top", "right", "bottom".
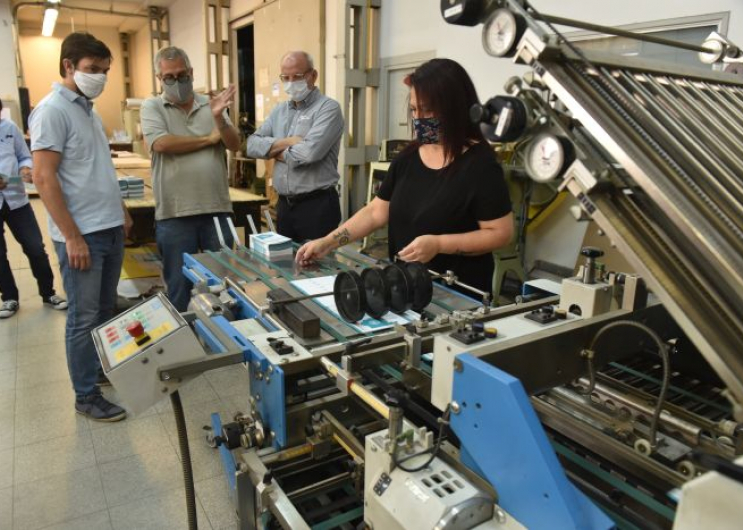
[
  {"left": 96, "top": 294, "right": 183, "bottom": 371},
  {"left": 93, "top": 293, "right": 207, "bottom": 414}
]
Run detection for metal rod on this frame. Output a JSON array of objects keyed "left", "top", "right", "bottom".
[
  {"left": 428, "top": 269, "right": 491, "bottom": 303},
  {"left": 322, "top": 411, "right": 366, "bottom": 460},
  {"left": 684, "top": 81, "right": 743, "bottom": 159},
  {"left": 589, "top": 64, "right": 743, "bottom": 267},
  {"left": 268, "top": 291, "right": 334, "bottom": 307},
  {"left": 655, "top": 78, "right": 743, "bottom": 204},
  {"left": 286, "top": 472, "right": 352, "bottom": 501},
  {"left": 535, "top": 13, "right": 716, "bottom": 55},
  {"left": 261, "top": 443, "right": 313, "bottom": 465},
  {"left": 697, "top": 82, "right": 743, "bottom": 137},
  {"left": 628, "top": 73, "right": 743, "bottom": 210},
  {"left": 320, "top": 357, "right": 390, "bottom": 420}
]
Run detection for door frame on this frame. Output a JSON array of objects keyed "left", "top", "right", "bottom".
[{"left": 378, "top": 50, "right": 435, "bottom": 144}]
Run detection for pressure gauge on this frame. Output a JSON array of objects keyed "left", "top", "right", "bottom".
[
  {"left": 482, "top": 8, "right": 525, "bottom": 58},
  {"left": 524, "top": 132, "right": 574, "bottom": 183}
]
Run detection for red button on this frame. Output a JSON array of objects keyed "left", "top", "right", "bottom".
[{"left": 126, "top": 321, "right": 144, "bottom": 338}]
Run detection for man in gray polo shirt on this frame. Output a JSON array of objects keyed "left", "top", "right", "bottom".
[
  {"left": 30, "top": 32, "right": 132, "bottom": 422},
  {"left": 140, "top": 46, "right": 241, "bottom": 311},
  {"left": 247, "top": 51, "right": 344, "bottom": 242}
]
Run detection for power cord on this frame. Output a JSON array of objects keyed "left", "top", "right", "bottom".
[{"left": 392, "top": 405, "right": 451, "bottom": 473}]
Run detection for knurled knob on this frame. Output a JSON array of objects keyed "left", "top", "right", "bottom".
[{"left": 581, "top": 246, "right": 604, "bottom": 259}]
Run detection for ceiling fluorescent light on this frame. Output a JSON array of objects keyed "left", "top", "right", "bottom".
[{"left": 42, "top": 7, "right": 59, "bottom": 37}]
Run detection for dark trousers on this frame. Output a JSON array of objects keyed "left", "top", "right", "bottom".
[
  {"left": 156, "top": 213, "right": 234, "bottom": 312},
  {"left": 277, "top": 187, "right": 341, "bottom": 242},
  {"left": 0, "top": 202, "right": 56, "bottom": 302}
]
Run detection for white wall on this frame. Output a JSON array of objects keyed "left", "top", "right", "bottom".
[
  {"left": 381, "top": 0, "right": 743, "bottom": 104},
  {"left": 231, "top": 0, "right": 265, "bottom": 21},
  {"left": 19, "top": 24, "right": 127, "bottom": 137},
  {"left": 0, "top": 0, "right": 20, "bottom": 124},
  {"left": 169, "top": 0, "right": 207, "bottom": 91}
]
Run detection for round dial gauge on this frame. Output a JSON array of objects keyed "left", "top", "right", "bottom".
[
  {"left": 525, "top": 133, "right": 571, "bottom": 183},
  {"left": 482, "top": 8, "right": 523, "bottom": 58}
]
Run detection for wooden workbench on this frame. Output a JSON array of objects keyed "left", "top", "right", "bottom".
[{"left": 116, "top": 162, "right": 267, "bottom": 243}]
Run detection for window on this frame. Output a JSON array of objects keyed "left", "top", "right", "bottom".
[{"left": 563, "top": 12, "right": 730, "bottom": 70}]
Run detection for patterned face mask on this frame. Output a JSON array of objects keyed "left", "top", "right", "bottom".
[{"left": 412, "top": 117, "right": 441, "bottom": 144}]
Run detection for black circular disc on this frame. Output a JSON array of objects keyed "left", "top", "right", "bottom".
[
  {"left": 383, "top": 263, "right": 413, "bottom": 314},
  {"left": 361, "top": 268, "right": 390, "bottom": 320},
  {"left": 334, "top": 270, "right": 366, "bottom": 323},
  {"left": 405, "top": 262, "right": 433, "bottom": 312}
]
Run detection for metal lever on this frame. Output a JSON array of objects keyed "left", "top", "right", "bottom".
[
  {"left": 226, "top": 217, "right": 240, "bottom": 247},
  {"left": 264, "top": 210, "right": 277, "bottom": 233},
  {"left": 212, "top": 216, "right": 227, "bottom": 249},
  {"left": 247, "top": 214, "right": 258, "bottom": 235}
]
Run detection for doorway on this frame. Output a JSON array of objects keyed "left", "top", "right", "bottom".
[{"left": 236, "top": 24, "right": 255, "bottom": 135}]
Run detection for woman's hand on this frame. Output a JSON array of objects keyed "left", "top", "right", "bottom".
[
  {"left": 397, "top": 235, "right": 441, "bottom": 264},
  {"left": 296, "top": 237, "right": 333, "bottom": 264}
]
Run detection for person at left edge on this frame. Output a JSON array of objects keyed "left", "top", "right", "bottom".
[
  {"left": 30, "top": 32, "right": 133, "bottom": 422},
  {"left": 0, "top": 98, "right": 67, "bottom": 319},
  {"left": 140, "top": 46, "right": 241, "bottom": 312}
]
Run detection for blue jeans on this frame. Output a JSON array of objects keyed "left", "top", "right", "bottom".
[
  {"left": 156, "top": 214, "right": 233, "bottom": 312},
  {"left": 54, "top": 226, "right": 124, "bottom": 400},
  {"left": 0, "top": 202, "right": 56, "bottom": 301}
]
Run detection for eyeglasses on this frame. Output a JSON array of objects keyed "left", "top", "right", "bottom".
[
  {"left": 279, "top": 71, "right": 311, "bottom": 83},
  {"left": 161, "top": 74, "right": 191, "bottom": 86}
]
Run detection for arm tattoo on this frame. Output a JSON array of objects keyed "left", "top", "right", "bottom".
[
  {"left": 333, "top": 228, "right": 351, "bottom": 247},
  {"left": 455, "top": 248, "right": 475, "bottom": 256}
]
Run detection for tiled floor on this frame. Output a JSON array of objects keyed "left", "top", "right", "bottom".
[{"left": 1, "top": 200, "right": 243, "bottom": 530}]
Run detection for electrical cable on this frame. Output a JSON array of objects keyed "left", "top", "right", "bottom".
[
  {"left": 585, "top": 320, "right": 670, "bottom": 449},
  {"left": 171, "top": 391, "right": 198, "bottom": 530},
  {"left": 392, "top": 406, "right": 450, "bottom": 473}
]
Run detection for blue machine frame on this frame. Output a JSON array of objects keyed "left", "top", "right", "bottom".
[
  {"left": 451, "top": 353, "right": 613, "bottom": 530},
  {"left": 183, "top": 255, "right": 290, "bottom": 450}
]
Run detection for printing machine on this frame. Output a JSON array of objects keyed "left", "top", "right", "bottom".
[{"left": 93, "top": 1, "right": 743, "bottom": 528}]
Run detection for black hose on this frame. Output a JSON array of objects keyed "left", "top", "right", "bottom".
[
  {"left": 587, "top": 320, "right": 670, "bottom": 449},
  {"left": 171, "top": 390, "right": 198, "bottom": 530},
  {"left": 392, "top": 406, "right": 450, "bottom": 473}
]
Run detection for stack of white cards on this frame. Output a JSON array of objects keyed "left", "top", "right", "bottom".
[
  {"left": 249, "top": 232, "right": 293, "bottom": 260},
  {"left": 118, "top": 176, "right": 145, "bottom": 199}
]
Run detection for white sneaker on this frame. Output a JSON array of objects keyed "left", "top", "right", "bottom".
[
  {"left": 0, "top": 300, "right": 19, "bottom": 319},
  {"left": 43, "top": 295, "right": 68, "bottom": 310}
]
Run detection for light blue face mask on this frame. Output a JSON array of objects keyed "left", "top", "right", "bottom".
[{"left": 283, "top": 80, "right": 311, "bottom": 102}]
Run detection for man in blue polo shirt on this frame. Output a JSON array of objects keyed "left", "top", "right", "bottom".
[{"left": 30, "top": 32, "right": 132, "bottom": 422}]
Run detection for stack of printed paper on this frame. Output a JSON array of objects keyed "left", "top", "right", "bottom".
[
  {"left": 118, "top": 176, "right": 145, "bottom": 199},
  {"left": 249, "top": 232, "right": 293, "bottom": 260}
]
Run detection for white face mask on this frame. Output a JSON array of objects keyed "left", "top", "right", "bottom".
[
  {"left": 283, "top": 79, "right": 311, "bottom": 102},
  {"left": 74, "top": 71, "right": 107, "bottom": 99}
]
